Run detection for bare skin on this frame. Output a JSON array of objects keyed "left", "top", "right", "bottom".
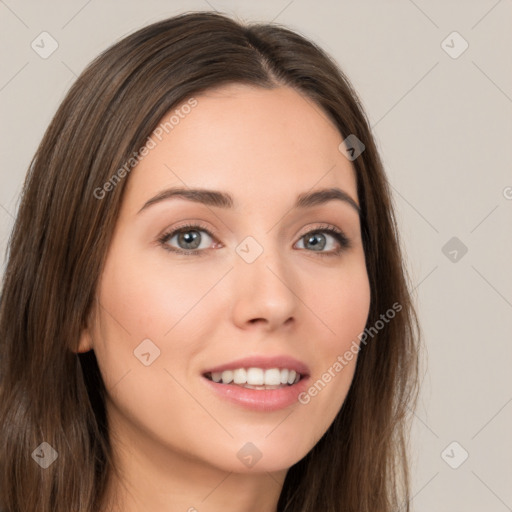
[{"left": 78, "top": 83, "right": 371, "bottom": 512}]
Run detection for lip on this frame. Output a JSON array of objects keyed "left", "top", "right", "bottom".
[
  {"left": 202, "top": 374, "right": 310, "bottom": 412},
  {"left": 203, "top": 355, "right": 310, "bottom": 376},
  {"left": 201, "top": 355, "right": 310, "bottom": 412}
]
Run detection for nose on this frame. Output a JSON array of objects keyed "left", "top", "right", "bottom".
[{"left": 230, "top": 238, "right": 298, "bottom": 332}]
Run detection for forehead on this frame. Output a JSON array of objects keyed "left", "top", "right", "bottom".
[{"left": 124, "top": 83, "right": 357, "bottom": 210}]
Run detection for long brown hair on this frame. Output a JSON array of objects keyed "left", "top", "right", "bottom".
[{"left": 0, "top": 11, "right": 419, "bottom": 512}]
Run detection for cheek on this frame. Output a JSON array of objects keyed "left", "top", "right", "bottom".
[
  {"left": 334, "top": 270, "right": 371, "bottom": 344},
  {"left": 308, "top": 254, "right": 371, "bottom": 352},
  {"left": 90, "top": 241, "right": 231, "bottom": 396},
  {"left": 330, "top": 263, "right": 370, "bottom": 371},
  {"left": 89, "top": 249, "right": 214, "bottom": 449},
  {"left": 96, "top": 244, "right": 225, "bottom": 339},
  {"left": 298, "top": 257, "right": 370, "bottom": 419},
  {"left": 88, "top": 246, "right": 169, "bottom": 389}
]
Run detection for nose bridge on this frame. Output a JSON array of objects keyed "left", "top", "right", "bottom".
[{"left": 231, "top": 233, "right": 298, "bottom": 327}]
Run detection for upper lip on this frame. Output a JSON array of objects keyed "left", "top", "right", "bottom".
[{"left": 203, "top": 355, "right": 310, "bottom": 377}]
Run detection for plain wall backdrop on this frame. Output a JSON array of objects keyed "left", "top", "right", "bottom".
[{"left": 1, "top": 1, "right": 511, "bottom": 510}]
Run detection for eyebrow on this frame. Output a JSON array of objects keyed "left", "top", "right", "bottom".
[{"left": 138, "top": 186, "right": 360, "bottom": 215}]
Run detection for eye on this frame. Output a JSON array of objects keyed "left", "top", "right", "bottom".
[
  {"left": 157, "top": 222, "right": 351, "bottom": 257},
  {"left": 295, "top": 225, "right": 351, "bottom": 256},
  {"left": 158, "top": 223, "right": 218, "bottom": 255}
]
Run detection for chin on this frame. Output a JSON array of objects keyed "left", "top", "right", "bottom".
[{"left": 211, "top": 436, "right": 313, "bottom": 475}]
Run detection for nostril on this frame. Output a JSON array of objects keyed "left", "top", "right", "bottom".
[{"left": 248, "top": 318, "right": 266, "bottom": 325}]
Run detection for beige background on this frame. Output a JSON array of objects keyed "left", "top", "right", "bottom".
[{"left": 1, "top": 1, "right": 511, "bottom": 510}]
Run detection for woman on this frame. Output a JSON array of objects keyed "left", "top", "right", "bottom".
[{"left": 0, "top": 11, "right": 420, "bottom": 512}]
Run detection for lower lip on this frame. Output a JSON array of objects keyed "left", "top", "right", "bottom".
[{"left": 202, "top": 375, "right": 310, "bottom": 412}]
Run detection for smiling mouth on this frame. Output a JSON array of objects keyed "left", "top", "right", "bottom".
[{"left": 203, "top": 367, "right": 303, "bottom": 390}]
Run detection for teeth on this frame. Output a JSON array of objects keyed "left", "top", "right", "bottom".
[
  {"left": 233, "top": 368, "right": 247, "bottom": 384},
  {"left": 247, "top": 367, "right": 264, "bottom": 385},
  {"left": 207, "top": 367, "right": 302, "bottom": 386},
  {"left": 264, "top": 368, "right": 281, "bottom": 386},
  {"left": 221, "top": 369, "right": 233, "bottom": 384}
]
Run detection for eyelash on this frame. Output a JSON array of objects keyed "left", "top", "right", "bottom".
[{"left": 157, "top": 222, "right": 351, "bottom": 257}]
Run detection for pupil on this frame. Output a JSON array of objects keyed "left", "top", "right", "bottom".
[
  {"left": 306, "top": 233, "right": 325, "bottom": 251},
  {"left": 179, "top": 230, "right": 200, "bottom": 250}
]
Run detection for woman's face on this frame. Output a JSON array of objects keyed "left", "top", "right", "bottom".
[{"left": 80, "top": 83, "right": 371, "bottom": 475}]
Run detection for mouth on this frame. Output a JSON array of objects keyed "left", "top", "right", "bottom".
[
  {"left": 203, "top": 367, "right": 303, "bottom": 390},
  {"left": 201, "top": 355, "right": 310, "bottom": 411}
]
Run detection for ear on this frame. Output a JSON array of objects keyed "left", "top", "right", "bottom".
[
  {"left": 74, "top": 296, "right": 101, "bottom": 354},
  {"left": 76, "top": 328, "right": 93, "bottom": 353},
  {"left": 75, "top": 305, "right": 96, "bottom": 354}
]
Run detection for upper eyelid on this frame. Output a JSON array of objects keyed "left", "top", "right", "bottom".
[
  {"left": 159, "top": 222, "right": 216, "bottom": 240},
  {"left": 160, "top": 222, "right": 345, "bottom": 237}
]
